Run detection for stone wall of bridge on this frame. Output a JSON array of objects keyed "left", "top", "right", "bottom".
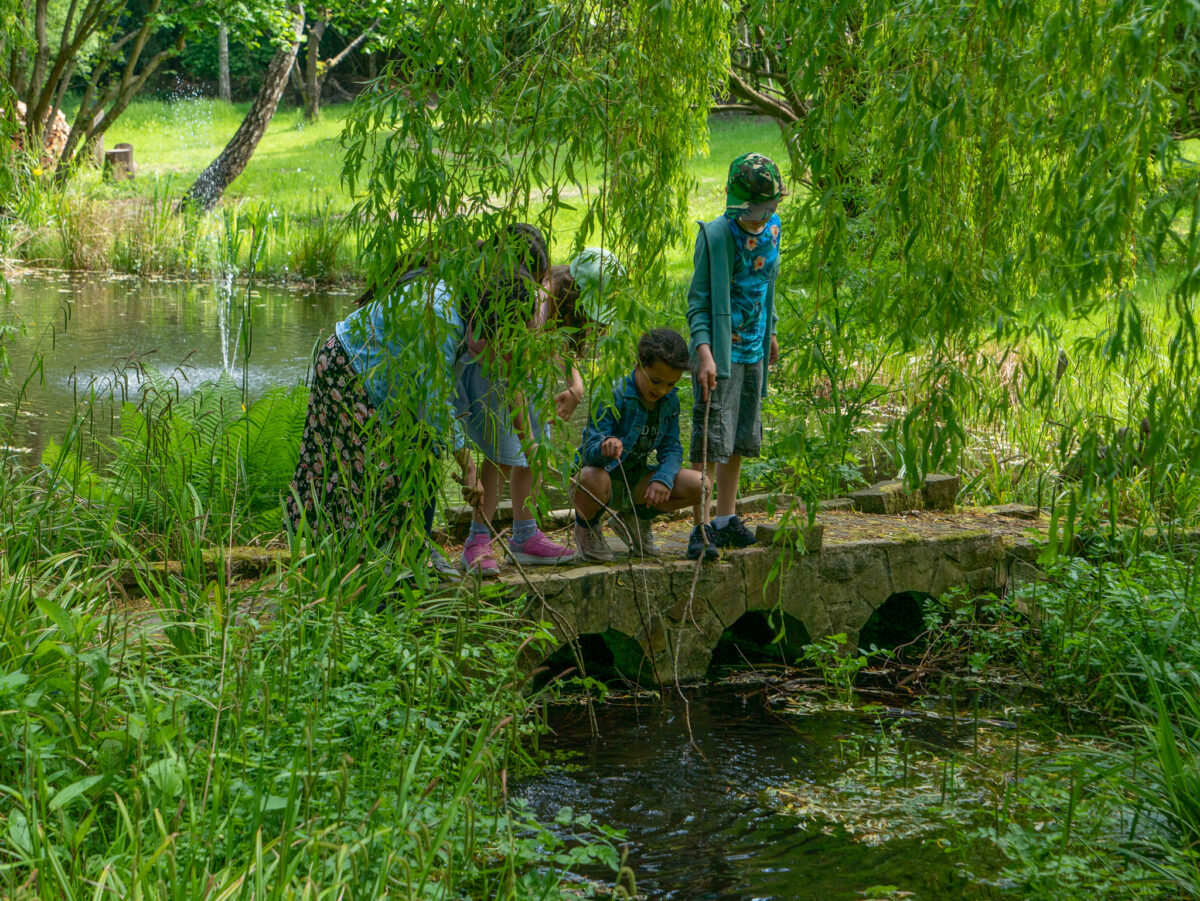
[{"left": 513, "top": 507, "right": 1045, "bottom": 684}]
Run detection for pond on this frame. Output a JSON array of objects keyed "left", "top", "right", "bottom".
[
  {"left": 517, "top": 681, "right": 1054, "bottom": 900},
  {"left": 0, "top": 274, "right": 349, "bottom": 458}
]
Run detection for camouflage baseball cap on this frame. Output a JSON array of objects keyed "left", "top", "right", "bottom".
[{"left": 725, "top": 152, "right": 786, "bottom": 219}]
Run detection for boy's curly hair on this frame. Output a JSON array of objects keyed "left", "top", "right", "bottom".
[{"left": 637, "top": 328, "right": 689, "bottom": 371}]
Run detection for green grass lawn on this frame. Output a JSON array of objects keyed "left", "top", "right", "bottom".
[
  {"left": 105, "top": 99, "right": 354, "bottom": 214},
  {"left": 101, "top": 99, "right": 790, "bottom": 267}
]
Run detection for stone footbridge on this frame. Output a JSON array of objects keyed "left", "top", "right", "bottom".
[
  {"left": 113, "top": 484, "right": 1048, "bottom": 686},
  {"left": 507, "top": 504, "right": 1047, "bottom": 684}
]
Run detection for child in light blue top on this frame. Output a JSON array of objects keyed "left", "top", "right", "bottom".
[{"left": 337, "top": 276, "right": 466, "bottom": 444}]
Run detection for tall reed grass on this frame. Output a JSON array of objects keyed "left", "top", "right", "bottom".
[
  {"left": 0, "top": 428, "right": 617, "bottom": 899},
  {"left": 0, "top": 268, "right": 615, "bottom": 897},
  {"left": 4, "top": 171, "right": 358, "bottom": 284},
  {"left": 910, "top": 550, "right": 1200, "bottom": 899}
]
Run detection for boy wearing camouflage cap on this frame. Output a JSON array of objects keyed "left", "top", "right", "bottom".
[{"left": 685, "top": 152, "right": 785, "bottom": 560}]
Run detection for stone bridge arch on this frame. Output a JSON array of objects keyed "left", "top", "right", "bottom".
[{"left": 515, "top": 509, "right": 1043, "bottom": 685}]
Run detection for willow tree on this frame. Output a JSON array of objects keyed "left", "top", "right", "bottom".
[
  {"left": 734, "top": 0, "right": 1200, "bottom": 511},
  {"left": 341, "top": 0, "right": 731, "bottom": 511}
]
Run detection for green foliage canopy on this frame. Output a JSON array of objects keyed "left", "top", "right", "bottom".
[
  {"left": 739, "top": 0, "right": 1200, "bottom": 486},
  {"left": 342, "top": 0, "right": 730, "bottom": 389}
]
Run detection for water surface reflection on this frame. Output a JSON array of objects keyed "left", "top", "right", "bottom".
[{"left": 520, "top": 686, "right": 998, "bottom": 900}]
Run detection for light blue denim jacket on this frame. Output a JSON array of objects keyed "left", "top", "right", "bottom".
[
  {"left": 579, "top": 371, "right": 683, "bottom": 490},
  {"left": 335, "top": 277, "right": 465, "bottom": 450}
]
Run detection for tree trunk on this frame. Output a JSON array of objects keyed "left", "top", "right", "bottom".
[
  {"left": 217, "top": 22, "right": 230, "bottom": 102},
  {"left": 288, "top": 58, "right": 307, "bottom": 106},
  {"left": 26, "top": 0, "right": 49, "bottom": 145},
  {"left": 182, "top": 8, "right": 304, "bottom": 214},
  {"left": 303, "top": 17, "right": 326, "bottom": 121}
]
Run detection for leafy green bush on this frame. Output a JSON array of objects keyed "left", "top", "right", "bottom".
[
  {"left": 0, "top": 507, "right": 616, "bottom": 899},
  {"left": 1113, "top": 659, "right": 1200, "bottom": 896}
]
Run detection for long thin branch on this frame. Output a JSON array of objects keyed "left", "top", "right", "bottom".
[
  {"left": 90, "top": 33, "right": 182, "bottom": 145},
  {"left": 112, "top": 0, "right": 162, "bottom": 98},
  {"left": 108, "top": 27, "right": 143, "bottom": 54},
  {"left": 54, "top": 0, "right": 84, "bottom": 69},
  {"left": 710, "top": 102, "right": 763, "bottom": 115},
  {"left": 730, "top": 58, "right": 788, "bottom": 84},
  {"left": 321, "top": 17, "right": 379, "bottom": 75},
  {"left": 47, "top": 56, "right": 77, "bottom": 135},
  {"left": 56, "top": 56, "right": 109, "bottom": 174}
]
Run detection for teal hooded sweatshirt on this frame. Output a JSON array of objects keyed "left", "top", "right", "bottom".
[{"left": 685, "top": 217, "right": 778, "bottom": 398}]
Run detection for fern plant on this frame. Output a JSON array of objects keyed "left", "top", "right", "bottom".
[{"left": 43, "top": 370, "right": 308, "bottom": 543}]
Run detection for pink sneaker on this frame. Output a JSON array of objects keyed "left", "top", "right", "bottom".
[
  {"left": 462, "top": 533, "right": 500, "bottom": 576},
  {"left": 508, "top": 529, "right": 575, "bottom": 566}
]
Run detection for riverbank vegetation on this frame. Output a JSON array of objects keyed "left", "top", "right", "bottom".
[
  {"left": 4, "top": 0, "right": 1200, "bottom": 897},
  {"left": 806, "top": 550, "right": 1200, "bottom": 900}
]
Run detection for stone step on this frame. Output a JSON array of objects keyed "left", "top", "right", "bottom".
[
  {"left": 753, "top": 520, "right": 825, "bottom": 554},
  {"left": 847, "top": 473, "right": 960, "bottom": 514}
]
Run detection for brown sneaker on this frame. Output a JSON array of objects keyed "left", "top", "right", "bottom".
[
  {"left": 609, "top": 510, "right": 662, "bottom": 557},
  {"left": 574, "top": 521, "right": 614, "bottom": 563}
]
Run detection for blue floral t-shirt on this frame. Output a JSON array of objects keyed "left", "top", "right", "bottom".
[{"left": 726, "top": 212, "right": 781, "bottom": 364}]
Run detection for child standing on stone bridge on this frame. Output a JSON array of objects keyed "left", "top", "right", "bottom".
[
  {"left": 686, "top": 152, "right": 785, "bottom": 561},
  {"left": 571, "top": 329, "right": 707, "bottom": 561}
]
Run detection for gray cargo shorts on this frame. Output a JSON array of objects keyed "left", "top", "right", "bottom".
[{"left": 690, "top": 359, "right": 763, "bottom": 465}]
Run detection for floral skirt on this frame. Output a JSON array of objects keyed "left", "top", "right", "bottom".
[{"left": 286, "top": 334, "right": 434, "bottom": 543}]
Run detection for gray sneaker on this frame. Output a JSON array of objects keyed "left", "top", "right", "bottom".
[
  {"left": 574, "top": 521, "right": 614, "bottom": 562},
  {"left": 427, "top": 545, "right": 462, "bottom": 581},
  {"left": 609, "top": 510, "right": 661, "bottom": 557}
]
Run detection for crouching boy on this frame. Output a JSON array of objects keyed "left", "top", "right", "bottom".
[{"left": 572, "top": 329, "right": 706, "bottom": 561}]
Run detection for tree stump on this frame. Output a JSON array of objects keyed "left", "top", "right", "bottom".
[{"left": 104, "top": 143, "right": 137, "bottom": 180}]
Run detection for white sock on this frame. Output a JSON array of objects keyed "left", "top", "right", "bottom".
[{"left": 713, "top": 514, "right": 735, "bottom": 528}]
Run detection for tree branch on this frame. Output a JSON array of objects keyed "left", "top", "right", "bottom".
[
  {"left": 30, "top": 0, "right": 126, "bottom": 132},
  {"left": 728, "top": 68, "right": 797, "bottom": 124},
  {"left": 108, "top": 28, "right": 142, "bottom": 54},
  {"left": 321, "top": 16, "right": 379, "bottom": 75},
  {"left": 710, "top": 102, "right": 765, "bottom": 115},
  {"left": 756, "top": 24, "right": 810, "bottom": 122},
  {"left": 289, "top": 57, "right": 307, "bottom": 102},
  {"left": 90, "top": 30, "right": 182, "bottom": 146}
]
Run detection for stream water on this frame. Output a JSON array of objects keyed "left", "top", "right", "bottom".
[
  {"left": 0, "top": 275, "right": 347, "bottom": 458},
  {"left": 518, "top": 682, "right": 1029, "bottom": 900}
]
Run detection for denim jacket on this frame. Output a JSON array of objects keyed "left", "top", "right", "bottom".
[
  {"left": 335, "top": 277, "right": 466, "bottom": 450},
  {"left": 579, "top": 372, "right": 683, "bottom": 490}
]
